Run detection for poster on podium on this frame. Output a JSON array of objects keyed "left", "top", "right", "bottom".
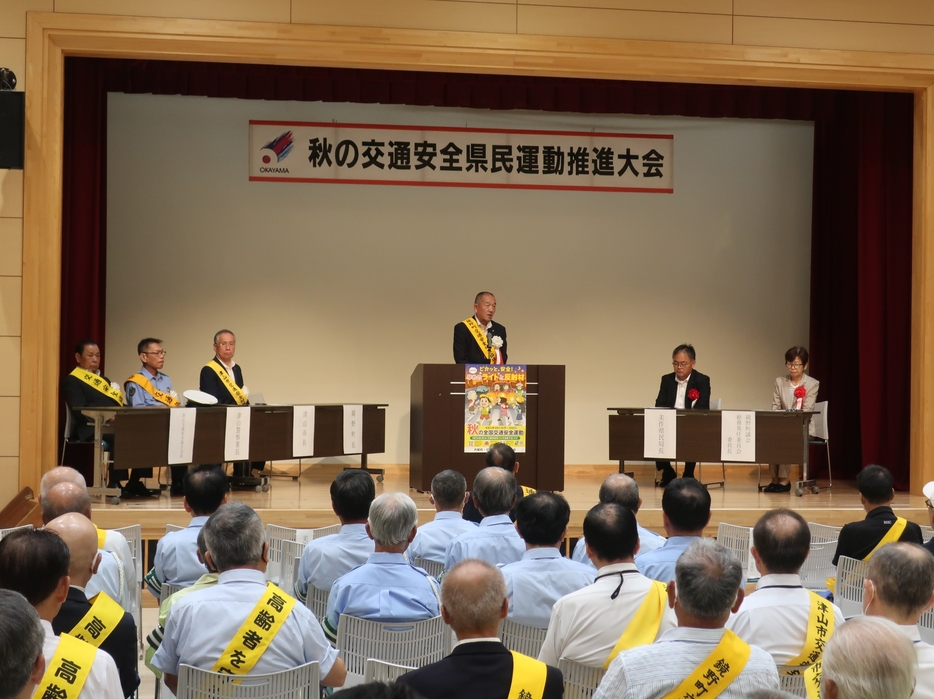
[{"left": 464, "top": 364, "right": 527, "bottom": 453}]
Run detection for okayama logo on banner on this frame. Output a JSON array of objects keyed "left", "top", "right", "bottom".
[{"left": 249, "top": 120, "right": 674, "bottom": 193}]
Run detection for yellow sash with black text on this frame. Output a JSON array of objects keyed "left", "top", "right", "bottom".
[
  {"left": 507, "top": 651, "right": 548, "bottom": 699},
  {"left": 70, "top": 367, "right": 122, "bottom": 405},
  {"left": 94, "top": 525, "right": 106, "bottom": 550},
  {"left": 661, "top": 630, "right": 751, "bottom": 699},
  {"left": 780, "top": 591, "right": 835, "bottom": 699},
  {"left": 463, "top": 317, "right": 492, "bottom": 362},
  {"left": 212, "top": 583, "right": 296, "bottom": 675},
  {"left": 204, "top": 361, "right": 248, "bottom": 405},
  {"left": 33, "top": 633, "right": 97, "bottom": 699},
  {"left": 68, "top": 591, "right": 124, "bottom": 648},
  {"left": 126, "top": 373, "right": 180, "bottom": 407},
  {"left": 604, "top": 581, "right": 667, "bottom": 668},
  {"left": 826, "top": 517, "right": 908, "bottom": 593}
]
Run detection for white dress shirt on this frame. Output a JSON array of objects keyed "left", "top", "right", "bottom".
[
  {"left": 445, "top": 514, "right": 525, "bottom": 569},
  {"left": 538, "top": 562, "right": 677, "bottom": 668},
  {"left": 572, "top": 526, "right": 667, "bottom": 569},
  {"left": 592, "top": 627, "right": 779, "bottom": 699},
  {"left": 406, "top": 511, "right": 478, "bottom": 564},
  {"left": 501, "top": 548, "right": 595, "bottom": 628},
  {"left": 674, "top": 374, "right": 691, "bottom": 409},
  {"left": 725, "top": 574, "right": 845, "bottom": 667},
  {"left": 40, "top": 619, "right": 123, "bottom": 699},
  {"left": 102, "top": 529, "right": 135, "bottom": 589},
  {"left": 898, "top": 624, "right": 934, "bottom": 699},
  {"left": 295, "top": 523, "right": 375, "bottom": 600}
]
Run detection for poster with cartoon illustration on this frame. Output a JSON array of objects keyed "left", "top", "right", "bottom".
[{"left": 464, "top": 364, "right": 527, "bottom": 453}]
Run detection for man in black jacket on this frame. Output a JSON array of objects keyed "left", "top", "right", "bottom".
[
  {"left": 654, "top": 344, "right": 711, "bottom": 486},
  {"left": 453, "top": 292, "right": 508, "bottom": 364}
]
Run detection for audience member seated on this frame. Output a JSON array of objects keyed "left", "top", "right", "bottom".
[
  {"left": 325, "top": 492, "right": 440, "bottom": 642},
  {"left": 539, "top": 504, "right": 677, "bottom": 668},
  {"left": 821, "top": 615, "right": 916, "bottom": 699},
  {"left": 572, "top": 473, "right": 666, "bottom": 568},
  {"left": 445, "top": 468, "right": 526, "bottom": 569},
  {"left": 635, "top": 478, "right": 711, "bottom": 584},
  {"left": 0, "top": 528, "right": 122, "bottom": 699},
  {"left": 0, "top": 590, "right": 46, "bottom": 699},
  {"left": 145, "top": 465, "right": 228, "bottom": 597},
  {"left": 463, "top": 443, "right": 534, "bottom": 523},
  {"left": 406, "top": 470, "right": 477, "bottom": 564},
  {"left": 500, "top": 492, "right": 594, "bottom": 628},
  {"left": 726, "top": 509, "right": 844, "bottom": 670},
  {"left": 46, "top": 513, "right": 139, "bottom": 699},
  {"left": 296, "top": 469, "right": 376, "bottom": 602},
  {"left": 832, "top": 464, "right": 923, "bottom": 565},
  {"left": 594, "top": 539, "right": 779, "bottom": 699},
  {"left": 397, "top": 559, "right": 563, "bottom": 699},
  {"left": 862, "top": 542, "right": 934, "bottom": 699},
  {"left": 152, "top": 502, "right": 346, "bottom": 693}
]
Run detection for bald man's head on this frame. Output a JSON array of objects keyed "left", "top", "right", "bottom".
[
  {"left": 44, "top": 514, "right": 99, "bottom": 587},
  {"left": 39, "top": 467, "right": 86, "bottom": 500},
  {"left": 41, "top": 482, "right": 91, "bottom": 524},
  {"left": 440, "top": 559, "right": 507, "bottom": 636}
]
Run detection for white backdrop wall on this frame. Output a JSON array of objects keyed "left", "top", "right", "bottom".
[{"left": 106, "top": 93, "right": 814, "bottom": 466}]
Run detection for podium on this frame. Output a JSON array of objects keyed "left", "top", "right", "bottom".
[{"left": 410, "top": 364, "right": 565, "bottom": 492}]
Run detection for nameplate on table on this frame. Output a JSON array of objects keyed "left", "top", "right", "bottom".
[
  {"left": 292, "top": 405, "right": 316, "bottom": 458},
  {"left": 343, "top": 404, "right": 363, "bottom": 454},
  {"left": 643, "top": 409, "right": 676, "bottom": 460},
  {"left": 720, "top": 410, "right": 756, "bottom": 462},
  {"left": 167, "top": 408, "right": 197, "bottom": 465},
  {"left": 225, "top": 406, "right": 251, "bottom": 461}
]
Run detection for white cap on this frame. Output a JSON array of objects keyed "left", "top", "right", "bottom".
[{"left": 923, "top": 481, "right": 934, "bottom": 501}]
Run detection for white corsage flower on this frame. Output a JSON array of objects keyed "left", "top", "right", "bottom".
[{"left": 491, "top": 336, "right": 504, "bottom": 349}]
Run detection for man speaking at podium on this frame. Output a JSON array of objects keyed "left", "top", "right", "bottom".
[{"left": 453, "top": 292, "right": 508, "bottom": 364}]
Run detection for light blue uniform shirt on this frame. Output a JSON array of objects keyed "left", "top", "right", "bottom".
[
  {"left": 145, "top": 516, "right": 209, "bottom": 596},
  {"left": 152, "top": 568, "right": 338, "bottom": 679},
  {"left": 324, "top": 552, "right": 440, "bottom": 640},
  {"left": 295, "top": 523, "right": 374, "bottom": 601},
  {"left": 635, "top": 535, "right": 702, "bottom": 584},
  {"left": 406, "top": 511, "right": 478, "bottom": 564},
  {"left": 126, "top": 365, "right": 174, "bottom": 407},
  {"left": 573, "top": 525, "right": 668, "bottom": 569},
  {"left": 86, "top": 549, "right": 133, "bottom": 615},
  {"left": 500, "top": 548, "right": 596, "bottom": 628},
  {"left": 445, "top": 514, "right": 526, "bottom": 569}
]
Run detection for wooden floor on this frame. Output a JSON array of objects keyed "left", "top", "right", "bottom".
[{"left": 91, "top": 462, "right": 931, "bottom": 541}]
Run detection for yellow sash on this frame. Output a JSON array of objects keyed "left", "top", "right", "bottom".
[
  {"left": 604, "top": 581, "right": 667, "bottom": 668},
  {"left": 662, "top": 630, "right": 751, "bottom": 699},
  {"left": 520, "top": 485, "right": 537, "bottom": 498},
  {"left": 70, "top": 367, "right": 123, "bottom": 406},
  {"left": 33, "top": 633, "right": 97, "bottom": 699},
  {"left": 507, "top": 651, "right": 548, "bottom": 699},
  {"left": 68, "top": 591, "right": 124, "bottom": 648},
  {"left": 126, "top": 373, "right": 180, "bottom": 407},
  {"left": 211, "top": 583, "right": 297, "bottom": 675},
  {"left": 204, "top": 361, "right": 247, "bottom": 405},
  {"left": 803, "top": 661, "right": 823, "bottom": 699},
  {"left": 786, "top": 591, "right": 835, "bottom": 669},
  {"left": 463, "top": 317, "right": 492, "bottom": 362},
  {"left": 93, "top": 524, "right": 106, "bottom": 550},
  {"left": 826, "top": 516, "right": 910, "bottom": 593}
]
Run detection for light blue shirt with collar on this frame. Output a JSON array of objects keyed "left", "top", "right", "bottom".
[
  {"left": 572, "top": 525, "right": 668, "bottom": 569},
  {"left": 635, "top": 535, "right": 702, "bottom": 584},
  {"left": 126, "top": 365, "right": 175, "bottom": 407},
  {"left": 295, "top": 523, "right": 375, "bottom": 601},
  {"left": 145, "top": 516, "right": 209, "bottom": 596},
  {"left": 445, "top": 514, "right": 526, "bottom": 569},
  {"left": 500, "top": 548, "right": 596, "bottom": 628},
  {"left": 324, "top": 552, "right": 440, "bottom": 641},
  {"left": 152, "top": 568, "right": 338, "bottom": 680},
  {"left": 86, "top": 549, "right": 134, "bottom": 615},
  {"left": 406, "top": 511, "right": 478, "bottom": 564}
]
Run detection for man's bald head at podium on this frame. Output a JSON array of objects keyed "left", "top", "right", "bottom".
[{"left": 473, "top": 292, "right": 497, "bottom": 326}]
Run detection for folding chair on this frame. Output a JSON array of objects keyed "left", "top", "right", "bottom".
[
  {"left": 499, "top": 618, "right": 548, "bottom": 658},
  {"left": 0, "top": 524, "right": 32, "bottom": 540},
  {"left": 111, "top": 524, "right": 142, "bottom": 654},
  {"left": 364, "top": 659, "right": 417, "bottom": 683},
  {"left": 411, "top": 556, "right": 444, "bottom": 579},
  {"left": 835, "top": 556, "right": 868, "bottom": 619},
  {"left": 805, "top": 401, "right": 833, "bottom": 492},
  {"left": 798, "top": 541, "right": 836, "bottom": 591},
  {"left": 176, "top": 661, "right": 319, "bottom": 698},
  {"left": 160, "top": 582, "right": 184, "bottom": 605},
  {"left": 265, "top": 525, "right": 320, "bottom": 584},
  {"left": 807, "top": 523, "right": 841, "bottom": 545},
  {"left": 558, "top": 657, "right": 607, "bottom": 699},
  {"left": 777, "top": 667, "right": 808, "bottom": 698},
  {"left": 280, "top": 540, "right": 304, "bottom": 596},
  {"left": 697, "top": 399, "right": 725, "bottom": 488},
  {"left": 922, "top": 525, "right": 934, "bottom": 544},
  {"left": 919, "top": 604, "right": 934, "bottom": 644},
  {"left": 716, "top": 523, "right": 759, "bottom": 581},
  {"left": 336, "top": 615, "right": 447, "bottom": 681},
  {"left": 306, "top": 585, "right": 331, "bottom": 623},
  {"left": 166, "top": 524, "right": 185, "bottom": 533}
]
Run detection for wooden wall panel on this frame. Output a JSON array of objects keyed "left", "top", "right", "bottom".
[
  {"left": 53, "top": 0, "right": 291, "bottom": 23},
  {"left": 0, "top": 278, "right": 21, "bottom": 336},
  {"left": 518, "top": 6, "right": 732, "bottom": 43},
  {"left": 736, "top": 0, "right": 934, "bottom": 26},
  {"left": 0, "top": 39, "right": 26, "bottom": 91},
  {"left": 291, "top": 0, "right": 517, "bottom": 34},
  {"left": 0, "top": 0, "right": 53, "bottom": 38},
  {"left": 0, "top": 219, "right": 22, "bottom": 277},
  {"left": 0, "top": 398, "right": 19, "bottom": 456},
  {"left": 520, "top": 0, "right": 730, "bottom": 12},
  {"left": 0, "top": 171, "right": 23, "bottom": 218},
  {"left": 0, "top": 338, "right": 21, "bottom": 397},
  {"left": 735, "top": 16, "right": 934, "bottom": 55},
  {"left": 0, "top": 458, "right": 20, "bottom": 516}
]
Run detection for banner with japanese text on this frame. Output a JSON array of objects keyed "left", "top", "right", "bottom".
[
  {"left": 464, "top": 365, "right": 527, "bottom": 453},
  {"left": 250, "top": 121, "right": 673, "bottom": 193}
]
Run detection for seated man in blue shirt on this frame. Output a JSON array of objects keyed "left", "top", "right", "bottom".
[
  {"left": 295, "top": 470, "right": 376, "bottom": 603},
  {"left": 500, "top": 492, "right": 595, "bottom": 628},
  {"left": 406, "top": 470, "right": 477, "bottom": 565},
  {"left": 145, "top": 465, "right": 229, "bottom": 597},
  {"left": 635, "top": 478, "right": 711, "bottom": 584},
  {"left": 324, "top": 492, "right": 440, "bottom": 642}
]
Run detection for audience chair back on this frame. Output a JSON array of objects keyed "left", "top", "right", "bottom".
[
  {"left": 363, "top": 659, "right": 417, "bottom": 683},
  {"left": 716, "top": 523, "right": 759, "bottom": 581},
  {"left": 777, "top": 668, "right": 808, "bottom": 698},
  {"left": 305, "top": 585, "right": 330, "bottom": 623},
  {"left": 336, "top": 614, "right": 446, "bottom": 680},
  {"left": 112, "top": 523, "right": 143, "bottom": 654},
  {"left": 0, "top": 523, "right": 32, "bottom": 540},
  {"left": 411, "top": 557, "right": 444, "bottom": 579},
  {"left": 280, "top": 540, "right": 303, "bottom": 598},
  {"left": 921, "top": 525, "right": 934, "bottom": 544},
  {"left": 558, "top": 658, "right": 606, "bottom": 699},
  {"left": 265, "top": 525, "right": 333, "bottom": 585},
  {"left": 311, "top": 524, "right": 341, "bottom": 539},
  {"left": 798, "top": 541, "right": 837, "bottom": 591},
  {"left": 166, "top": 524, "right": 185, "bottom": 533},
  {"left": 160, "top": 582, "right": 184, "bottom": 605},
  {"left": 499, "top": 618, "right": 548, "bottom": 658},
  {"left": 807, "top": 522, "right": 841, "bottom": 545},
  {"left": 834, "top": 555, "right": 868, "bottom": 619},
  {"left": 919, "top": 605, "right": 934, "bottom": 644},
  {"left": 176, "top": 661, "right": 319, "bottom": 699}
]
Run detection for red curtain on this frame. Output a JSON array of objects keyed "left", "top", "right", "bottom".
[{"left": 61, "top": 58, "right": 914, "bottom": 486}]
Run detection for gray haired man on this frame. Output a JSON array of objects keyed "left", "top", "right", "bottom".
[
  {"left": 594, "top": 538, "right": 779, "bottom": 699},
  {"left": 324, "top": 492, "right": 441, "bottom": 642},
  {"left": 0, "top": 589, "right": 46, "bottom": 699},
  {"left": 822, "top": 615, "right": 916, "bottom": 699}
]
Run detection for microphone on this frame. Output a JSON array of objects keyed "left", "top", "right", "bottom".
[{"left": 486, "top": 329, "right": 494, "bottom": 364}]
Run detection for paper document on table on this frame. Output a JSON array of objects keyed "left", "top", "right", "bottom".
[
  {"left": 644, "top": 409, "right": 677, "bottom": 460},
  {"left": 343, "top": 404, "right": 363, "bottom": 454},
  {"left": 225, "top": 406, "right": 251, "bottom": 461},
  {"left": 292, "top": 405, "right": 316, "bottom": 458},
  {"left": 721, "top": 410, "right": 756, "bottom": 462},
  {"left": 167, "top": 408, "right": 196, "bottom": 465}
]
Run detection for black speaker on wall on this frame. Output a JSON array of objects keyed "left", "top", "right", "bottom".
[{"left": 0, "top": 91, "right": 25, "bottom": 170}]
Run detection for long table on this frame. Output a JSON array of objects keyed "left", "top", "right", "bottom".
[
  {"left": 608, "top": 407, "right": 816, "bottom": 492},
  {"left": 80, "top": 404, "right": 387, "bottom": 501}
]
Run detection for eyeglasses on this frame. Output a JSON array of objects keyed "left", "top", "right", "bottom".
[
  {"left": 143, "top": 350, "right": 167, "bottom": 356},
  {"left": 216, "top": 342, "right": 235, "bottom": 348},
  {"left": 672, "top": 361, "right": 693, "bottom": 369},
  {"left": 925, "top": 498, "right": 933, "bottom": 510},
  {"left": 786, "top": 363, "right": 804, "bottom": 369}
]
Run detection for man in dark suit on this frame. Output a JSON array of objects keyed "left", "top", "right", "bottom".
[
  {"left": 453, "top": 292, "right": 508, "bottom": 364},
  {"left": 47, "top": 513, "right": 139, "bottom": 699},
  {"left": 62, "top": 339, "right": 122, "bottom": 442},
  {"left": 397, "top": 559, "right": 563, "bottom": 699},
  {"left": 654, "top": 344, "right": 711, "bottom": 485}
]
